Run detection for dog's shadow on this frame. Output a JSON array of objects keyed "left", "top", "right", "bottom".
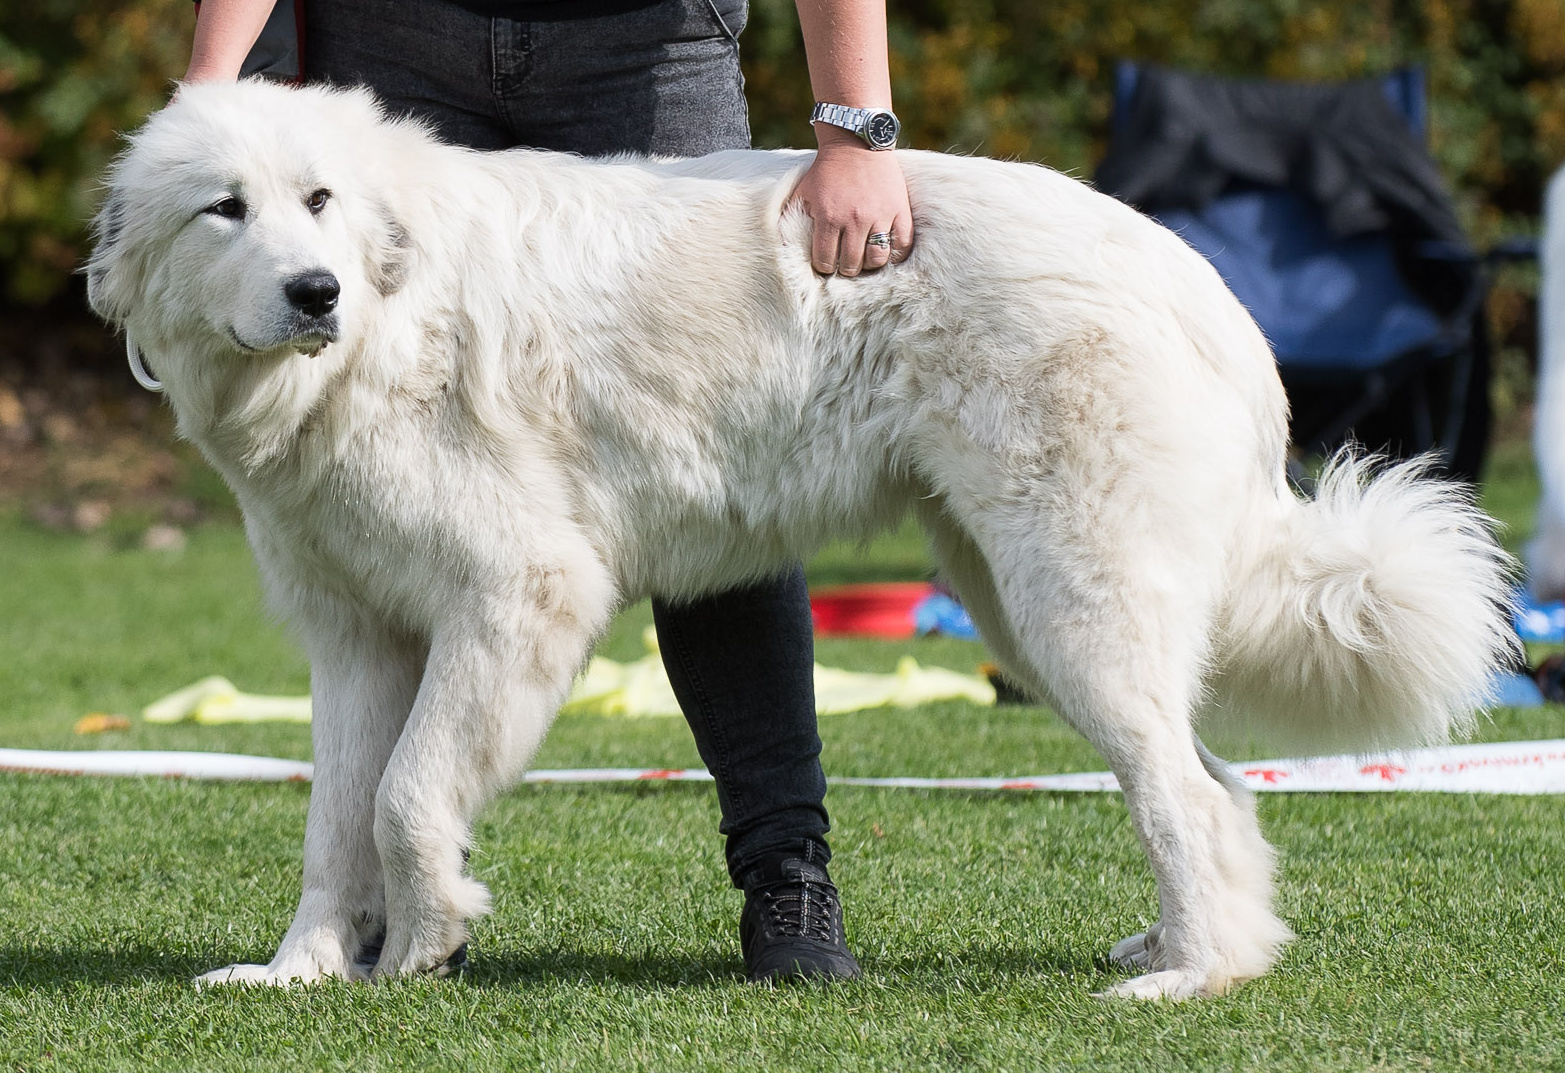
[
  {"left": 0, "top": 942, "right": 204, "bottom": 988},
  {"left": 0, "top": 941, "right": 1109, "bottom": 991},
  {"left": 466, "top": 948, "right": 742, "bottom": 989},
  {"left": 469, "top": 942, "right": 1105, "bottom": 991}
]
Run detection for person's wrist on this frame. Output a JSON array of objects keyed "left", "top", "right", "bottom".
[
  {"left": 812, "top": 124, "right": 888, "bottom": 154},
  {"left": 184, "top": 63, "right": 242, "bottom": 83},
  {"left": 810, "top": 103, "right": 900, "bottom": 151},
  {"left": 184, "top": 46, "right": 247, "bottom": 83}
]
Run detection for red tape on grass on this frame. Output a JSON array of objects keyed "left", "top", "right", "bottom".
[{"left": 5, "top": 740, "right": 1565, "bottom": 793}]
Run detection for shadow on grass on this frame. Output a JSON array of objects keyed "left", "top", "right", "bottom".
[
  {"left": 869, "top": 945, "right": 1111, "bottom": 988},
  {"left": 0, "top": 940, "right": 1111, "bottom": 993},
  {"left": 0, "top": 943, "right": 208, "bottom": 987},
  {"left": 0, "top": 941, "right": 744, "bottom": 991},
  {"left": 467, "top": 942, "right": 1105, "bottom": 991},
  {"left": 467, "top": 948, "right": 743, "bottom": 989}
]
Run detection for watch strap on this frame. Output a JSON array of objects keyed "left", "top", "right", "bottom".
[{"left": 810, "top": 102, "right": 899, "bottom": 149}]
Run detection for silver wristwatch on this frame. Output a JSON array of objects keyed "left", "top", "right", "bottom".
[{"left": 810, "top": 102, "right": 901, "bottom": 150}]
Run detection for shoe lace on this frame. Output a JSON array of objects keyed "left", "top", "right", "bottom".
[{"left": 760, "top": 878, "right": 838, "bottom": 942}]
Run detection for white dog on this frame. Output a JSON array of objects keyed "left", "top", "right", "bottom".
[{"left": 89, "top": 80, "right": 1514, "bottom": 1000}]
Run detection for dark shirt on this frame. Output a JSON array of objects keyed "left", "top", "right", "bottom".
[{"left": 447, "top": 0, "right": 662, "bottom": 19}]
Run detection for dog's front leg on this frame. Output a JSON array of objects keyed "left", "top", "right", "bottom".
[
  {"left": 196, "top": 620, "right": 425, "bottom": 987},
  {"left": 371, "top": 581, "right": 604, "bottom": 979}
]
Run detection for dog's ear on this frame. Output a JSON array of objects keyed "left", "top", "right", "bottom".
[
  {"left": 367, "top": 203, "right": 415, "bottom": 296},
  {"left": 85, "top": 192, "right": 135, "bottom": 324}
]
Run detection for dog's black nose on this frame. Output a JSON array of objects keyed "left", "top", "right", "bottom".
[{"left": 284, "top": 272, "right": 340, "bottom": 317}]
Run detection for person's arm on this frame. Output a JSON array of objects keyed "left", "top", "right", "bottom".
[
  {"left": 787, "top": 0, "right": 914, "bottom": 277},
  {"left": 185, "top": 0, "right": 276, "bottom": 83}
]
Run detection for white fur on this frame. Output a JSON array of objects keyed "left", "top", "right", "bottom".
[
  {"left": 1530, "top": 166, "right": 1565, "bottom": 598},
  {"left": 88, "top": 80, "right": 1516, "bottom": 999}
]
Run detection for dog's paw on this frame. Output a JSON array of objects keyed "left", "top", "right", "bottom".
[
  {"left": 1109, "top": 922, "right": 1164, "bottom": 970},
  {"left": 194, "top": 962, "right": 322, "bottom": 988},
  {"left": 194, "top": 947, "right": 365, "bottom": 988},
  {"left": 372, "top": 872, "right": 485, "bottom": 979},
  {"left": 1094, "top": 969, "right": 1210, "bottom": 1001},
  {"left": 369, "top": 928, "right": 470, "bottom": 980},
  {"left": 1100, "top": 923, "right": 1224, "bottom": 1000}
]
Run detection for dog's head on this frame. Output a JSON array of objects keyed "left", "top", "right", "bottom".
[{"left": 88, "top": 80, "right": 416, "bottom": 383}]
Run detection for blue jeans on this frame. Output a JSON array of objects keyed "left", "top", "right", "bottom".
[{"left": 304, "top": 0, "right": 831, "bottom": 883}]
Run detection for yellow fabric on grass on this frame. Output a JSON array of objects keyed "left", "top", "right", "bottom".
[
  {"left": 140, "top": 630, "right": 995, "bottom": 724},
  {"left": 141, "top": 676, "right": 313, "bottom": 724}
]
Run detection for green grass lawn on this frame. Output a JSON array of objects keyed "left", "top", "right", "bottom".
[{"left": 1, "top": 438, "right": 1563, "bottom": 1071}]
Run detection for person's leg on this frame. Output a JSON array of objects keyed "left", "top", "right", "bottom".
[
  {"left": 499, "top": 0, "right": 750, "bottom": 156},
  {"left": 513, "top": 0, "right": 839, "bottom": 880},
  {"left": 304, "top": 0, "right": 513, "bottom": 149},
  {"left": 650, "top": 566, "right": 830, "bottom": 878},
  {"left": 512, "top": 0, "right": 856, "bottom": 980},
  {"left": 652, "top": 568, "right": 860, "bottom": 983}
]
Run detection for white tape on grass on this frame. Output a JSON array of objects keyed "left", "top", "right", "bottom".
[
  {"left": 0, "top": 748, "right": 312, "bottom": 781},
  {"left": 5, "top": 740, "right": 1565, "bottom": 793}
]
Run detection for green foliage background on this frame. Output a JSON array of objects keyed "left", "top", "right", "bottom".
[
  {"left": 2, "top": 0, "right": 1562, "bottom": 305},
  {"left": 0, "top": 0, "right": 191, "bottom": 304}
]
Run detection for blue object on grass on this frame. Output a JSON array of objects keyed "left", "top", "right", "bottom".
[
  {"left": 1491, "top": 671, "right": 1545, "bottom": 708},
  {"left": 1513, "top": 588, "right": 1565, "bottom": 643},
  {"left": 913, "top": 593, "right": 979, "bottom": 640}
]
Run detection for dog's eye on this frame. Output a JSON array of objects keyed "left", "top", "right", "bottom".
[
  {"left": 207, "top": 196, "right": 246, "bottom": 220},
  {"left": 306, "top": 188, "right": 332, "bottom": 215}
]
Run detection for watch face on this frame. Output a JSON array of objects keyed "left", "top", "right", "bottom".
[{"left": 865, "top": 111, "right": 899, "bottom": 149}]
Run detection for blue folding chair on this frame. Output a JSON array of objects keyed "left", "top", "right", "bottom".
[{"left": 1097, "top": 64, "right": 1524, "bottom": 480}]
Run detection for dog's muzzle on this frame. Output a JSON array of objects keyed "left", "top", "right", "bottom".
[{"left": 281, "top": 271, "right": 343, "bottom": 354}]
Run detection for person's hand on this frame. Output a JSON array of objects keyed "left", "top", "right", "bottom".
[{"left": 787, "top": 126, "right": 914, "bottom": 276}]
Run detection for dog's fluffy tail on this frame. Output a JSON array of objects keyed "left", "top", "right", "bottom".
[{"left": 1202, "top": 453, "right": 1518, "bottom": 753}]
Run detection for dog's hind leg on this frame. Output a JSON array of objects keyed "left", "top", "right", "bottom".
[
  {"left": 913, "top": 498, "right": 1041, "bottom": 705},
  {"left": 370, "top": 557, "right": 614, "bottom": 979},
  {"left": 920, "top": 493, "right": 1289, "bottom": 999},
  {"left": 1102, "top": 733, "right": 1285, "bottom": 996},
  {"left": 197, "top": 616, "right": 425, "bottom": 986}
]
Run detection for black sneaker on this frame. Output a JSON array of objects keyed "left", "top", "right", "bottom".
[{"left": 739, "top": 856, "right": 862, "bottom": 983}]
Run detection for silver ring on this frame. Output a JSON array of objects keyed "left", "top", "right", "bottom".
[{"left": 867, "top": 231, "right": 893, "bottom": 249}]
